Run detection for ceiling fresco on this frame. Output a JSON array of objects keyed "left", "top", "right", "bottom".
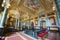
[{"left": 0, "top": 0, "right": 56, "bottom": 22}]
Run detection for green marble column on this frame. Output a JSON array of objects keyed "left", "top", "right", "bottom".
[
  {"left": 28, "top": 14, "right": 30, "bottom": 29},
  {"left": 55, "top": 0, "right": 60, "bottom": 26},
  {"left": 0, "top": 7, "right": 7, "bottom": 37},
  {"left": 19, "top": 21, "right": 21, "bottom": 30},
  {"left": 0, "top": 8, "right": 7, "bottom": 28},
  {"left": 19, "top": 18, "right": 21, "bottom": 31}
]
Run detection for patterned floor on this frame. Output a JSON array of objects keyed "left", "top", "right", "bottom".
[
  {"left": 5, "top": 31, "right": 60, "bottom": 40},
  {"left": 5, "top": 32, "right": 37, "bottom": 40},
  {"left": 44, "top": 32, "right": 60, "bottom": 40}
]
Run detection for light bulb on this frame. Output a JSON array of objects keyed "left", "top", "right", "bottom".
[
  {"left": 3, "top": 0, "right": 5, "bottom": 3},
  {"left": 2, "top": 4, "right": 4, "bottom": 7},
  {"left": 53, "top": 6, "right": 55, "bottom": 10}
]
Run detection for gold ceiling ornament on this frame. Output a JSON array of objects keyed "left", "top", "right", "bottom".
[
  {"left": 39, "top": 0, "right": 54, "bottom": 12},
  {"left": 8, "top": 10, "right": 20, "bottom": 18}
]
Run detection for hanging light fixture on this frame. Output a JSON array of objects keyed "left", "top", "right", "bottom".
[
  {"left": 2, "top": 0, "right": 5, "bottom": 7},
  {"left": 2, "top": 3, "right": 4, "bottom": 7},
  {"left": 5, "top": 0, "right": 10, "bottom": 8},
  {"left": 2, "top": 0, "right": 10, "bottom": 8},
  {"left": 53, "top": 2, "right": 56, "bottom": 10}
]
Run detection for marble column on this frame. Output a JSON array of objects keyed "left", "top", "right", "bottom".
[
  {"left": 19, "top": 17, "right": 21, "bottom": 31},
  {"left": 55, "top": 0, "right": 60, "bottom": 27},
  {"left": 0, "top": 0, "right": 10, "bottom": 37},
  {"left": 0, "top": 8, "right": 7, "bottom": 27},
  {"left": 28, "top": 13, "right": 30, "bottom": 29},
  {"left": 15, "top": 19, "right": 17, "bottom": 29},
  {"left": 38, "top": 14, "right": 40, "bottom": 29}
]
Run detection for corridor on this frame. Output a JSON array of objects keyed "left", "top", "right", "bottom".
[{"left": 0, "top": 0, "right": 60, "bottom": 40}]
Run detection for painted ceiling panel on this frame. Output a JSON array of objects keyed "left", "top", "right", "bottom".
[
  {"left": 23, "top": 0, "right": 43, "bottom": 11},
  {"left": 6, "top": 0, "right": 55, "bottom": 22}
]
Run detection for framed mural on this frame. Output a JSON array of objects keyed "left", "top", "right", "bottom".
[{"left": 49, "top": 16, "right": 56, "bottom": 25}]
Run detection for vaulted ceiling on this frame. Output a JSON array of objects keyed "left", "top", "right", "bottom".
[{"left": 7, "top": 0, "right": 56, "bottom": 22}]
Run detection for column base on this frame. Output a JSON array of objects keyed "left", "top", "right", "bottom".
[{"left": 0, "top": 27, "right": 4, "bottom": 37}]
